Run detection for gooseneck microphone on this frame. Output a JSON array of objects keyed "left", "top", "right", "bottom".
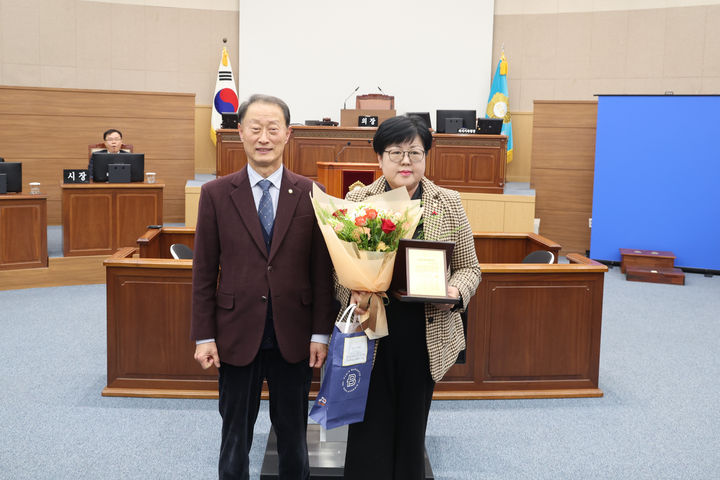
[
  {"left": 334, "top": 141, "right": 351, "bottom": 162},
  {"left": 343, "top": 86, "right": 360, "bottom": 109},
  {"left": 377, "top": 86, "right": 387, "bottom": 95}
]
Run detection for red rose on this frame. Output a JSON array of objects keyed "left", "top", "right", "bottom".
[
  {"left": 381, "top": 218, "right": 396, "bottom": 234},
  {"left": 365, "top": 208, "right": 378, "bottom": 220},
  {"left": 332, "top": 208, "right": 347, "bottom": 218},
  {"left": 355, "top": 216, "right": 368, "bottom": 227}
]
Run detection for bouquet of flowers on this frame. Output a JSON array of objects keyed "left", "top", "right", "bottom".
[{"left": 311, "top": 183, "right": 423, "bottom": 339}]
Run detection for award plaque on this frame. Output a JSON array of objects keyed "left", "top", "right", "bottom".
[{"left": 391, "top": 239, "right": 461, "bottom": 305}]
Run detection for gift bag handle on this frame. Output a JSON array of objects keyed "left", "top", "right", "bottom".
[{"left": 339, "top": 303, "right": 357, "bottom": 324}]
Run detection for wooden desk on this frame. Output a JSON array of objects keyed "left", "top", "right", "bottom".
[
  {"left": 435, "top": 234, "right": 606, "bottom": 399},
  {"left": 103, "top": 227, "right": 214, "bottom": 397},
  {"left": 0, "top": 194, "right": 48, "bottom": 270},
  {"left": 62, "top": 183, "right": 163, "bottom": 257},
  {"left": 216, "top": 127, "right": 507, "bottom": 194},
  {"left": 103, "top": 229, "right": 605, "bottom": 400}
]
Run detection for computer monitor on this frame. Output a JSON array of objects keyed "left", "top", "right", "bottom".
[
  {"left": 221, "top": 112, "right": 239, "bottom": 129},
  {"left": 476, "top": 118, "right": 504, "bottom": 135},
  {"left": 91, "top": 153, "right": 145, "bottom": 182},
  {"left": 435, "top": 110, "right": 477, "bottom": 133},
  {"left": 405, "top": 112, "right": 432, "bottom": 130},
  {"left": 0, "top": 162, "right": 22, "bottom": 193}
]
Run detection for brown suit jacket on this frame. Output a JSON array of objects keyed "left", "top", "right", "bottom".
[{"left": 191, "top": 167, "right": 335, "bottom": 366}]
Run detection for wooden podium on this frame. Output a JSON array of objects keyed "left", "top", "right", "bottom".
[
  {"left": 339, "top": 108, "right": 396, "bottom": 127},
  {"left": 0, "top": 194, "right": 48, "bottom": 270},
  {"left": 103, "top": 227, "right": 215, "bottom": 398},
  {"left": 62, "top": 183, "right": 163, "bottom": 256},
  {"left": 316, "top": 162, "right": 382, "bottom": 199}
]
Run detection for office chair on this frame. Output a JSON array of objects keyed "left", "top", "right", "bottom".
[
  {"left": 521, "top": 250, "right": 554, "bottom": 264},
  {"left": 170, "top": 243, "right": 193, "bottom": 260},
  {"left": 87, "top": 143, "right": 134, "bottom": 159}
]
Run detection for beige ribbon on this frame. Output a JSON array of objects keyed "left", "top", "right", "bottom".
[{"left": 355, "top": 292, "right": 389, "bottom": 339}]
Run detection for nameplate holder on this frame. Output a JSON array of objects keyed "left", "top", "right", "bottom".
[
  {"left": 63, "top": 169, "right": 90, "bottom": 184},
  {"left": 358, "top": 115, "right": 378, "bottom": 127}
]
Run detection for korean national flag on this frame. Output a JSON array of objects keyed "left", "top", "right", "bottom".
[{"left": 210, "top": 46, "right": 239, "bottom": 145}]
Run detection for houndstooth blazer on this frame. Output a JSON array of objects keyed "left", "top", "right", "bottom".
[{"left": 335, "top": 176, "right": 481, "bottom": 382}]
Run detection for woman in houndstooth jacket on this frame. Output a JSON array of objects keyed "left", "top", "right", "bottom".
[{"left": 341, "top": 115, "right": 481, "bottom": 480}]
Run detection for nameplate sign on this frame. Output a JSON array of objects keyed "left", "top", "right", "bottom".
[
  {"left": 64, "top": 169, "right": 90, "bottom": 184},
  {"left": 358, "top": 115, "right": 378, "bottom": 127}
]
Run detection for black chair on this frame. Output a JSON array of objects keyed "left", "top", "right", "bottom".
[
  {"left": 521, "top": 250, "right": 554, "bottom": 264},
  {"left": 170, "top": 243, "right": 193, "bottom": 260}
]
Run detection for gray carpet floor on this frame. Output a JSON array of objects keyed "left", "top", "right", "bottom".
[{"left": 0, "top": 267, "right": 718, "bottom": 479}]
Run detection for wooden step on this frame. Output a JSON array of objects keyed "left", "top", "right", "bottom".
[
  {"left": 626, "top": 266, "right": 685, "bottom": 285},
  {"left": 619, "top": 248, "right": 676, "bottom": 273}
]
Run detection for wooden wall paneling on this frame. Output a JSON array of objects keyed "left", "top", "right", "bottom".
[
  {"left": 460, "top": 192, "right": 536, "bottom": 234},
  {"left": 530, "top": 127, "right": 598, "bottom": 170},
  {"left": 534, "top": 208, "right": 592, "bottom": 256},
  {"left": 0, "top": 86, "right": 194, "bottom": 224},
  {"left": 532, "top": 101, "right": 598, "bottom": 128},
  {"left": 505, "top": 112, "right": 533, "bottom": 183},
  {"left": 531, "top": 100, "right": 597, "bottom": 255},
  {"left": 531, "top": 168, "right": 595, "bottom": 212},
  {"left": 0, "top": 87, "right": 194, "bottom": 119}
]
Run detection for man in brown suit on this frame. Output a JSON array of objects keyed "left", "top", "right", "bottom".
[{"left": 191, "top": 94, "right": 336, "bottom": 479}]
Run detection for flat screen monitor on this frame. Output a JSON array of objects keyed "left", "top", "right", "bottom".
[
  {"left": 0, "top": 162, "right": 22, "bottom": 193},
  {"left": 405, "top": 112, "right": 432, "bottom": 130},
  {"left": 221, "top": 112, "right": 239, "bottom": 129},
  {"left": 476, "top": 118, "right": 503, "bottom": 135},
  {"left": 435, "top": 109, "right": 476, "bottom": 133},
  {"left": 91, "top": 153, "right": 145, "bottom": 182}
]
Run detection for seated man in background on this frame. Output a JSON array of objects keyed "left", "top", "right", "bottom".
[{"left": 88, "top": 128, "right": 128, "bottom": 178}]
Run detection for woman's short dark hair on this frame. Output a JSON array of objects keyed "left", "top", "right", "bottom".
[
  {"left": 103, "top": 129, "right": 122, "bottom": 140},
  {"left": 372, "top": 116, "right": 432, "bottom": 154},
  {"left": 238, "top": 94, "right": 291, "bottom": 127}
]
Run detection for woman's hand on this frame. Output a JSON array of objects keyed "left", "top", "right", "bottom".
[
  {"left": 436, "top": 285, "right": 460, "bottom": 311},
  {"left": 351, "top": 290, "right": 372, "bottom": 315}
]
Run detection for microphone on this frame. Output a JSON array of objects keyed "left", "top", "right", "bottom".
[
  {"left": 377, "top": 86, "right": 387, "bottom": 95},
  {"left": 334, "top": 141, "right": 351, "bottom": 162},
  {"left": 343, "top": 86, "right": 359, "bottom": 109}
]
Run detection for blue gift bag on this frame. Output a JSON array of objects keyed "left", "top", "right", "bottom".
[{"left": 310, "top": 305, "right": 376, "bottom": 430}]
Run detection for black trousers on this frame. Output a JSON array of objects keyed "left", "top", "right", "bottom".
[
  {"left": 343, "top": 301, "right": 435, "bottom": 480},
  {"left": 218, "top": 348, "right": 312, "bottom": 480}
]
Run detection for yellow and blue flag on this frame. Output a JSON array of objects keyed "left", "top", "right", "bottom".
[
  {"left": 210, "top": 46, "right": 239, "bottom": 145},
  {"left": 486, "top": 52, "right": 513, "bottom": 163}
]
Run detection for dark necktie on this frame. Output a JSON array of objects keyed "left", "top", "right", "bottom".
[{"left": 257, "top": 179, "right": 274, "bottom": 247}]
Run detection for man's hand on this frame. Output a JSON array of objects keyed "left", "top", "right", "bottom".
[
  {"left": 309, "top": 341, "right": 328, "bottom": 369},
  {"left": 194, "top": 341, "right": 220, "bottom": 369},
  {"left": 437, "top": 285, "right": 460, "bottom": 311}
]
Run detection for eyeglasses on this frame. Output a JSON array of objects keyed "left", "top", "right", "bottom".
[
  {"left": 383, "top": 149, "right": 425, "bottom": 164},
  {"left": 105, "top": 137, "right": 122, "bottom": 142}
]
